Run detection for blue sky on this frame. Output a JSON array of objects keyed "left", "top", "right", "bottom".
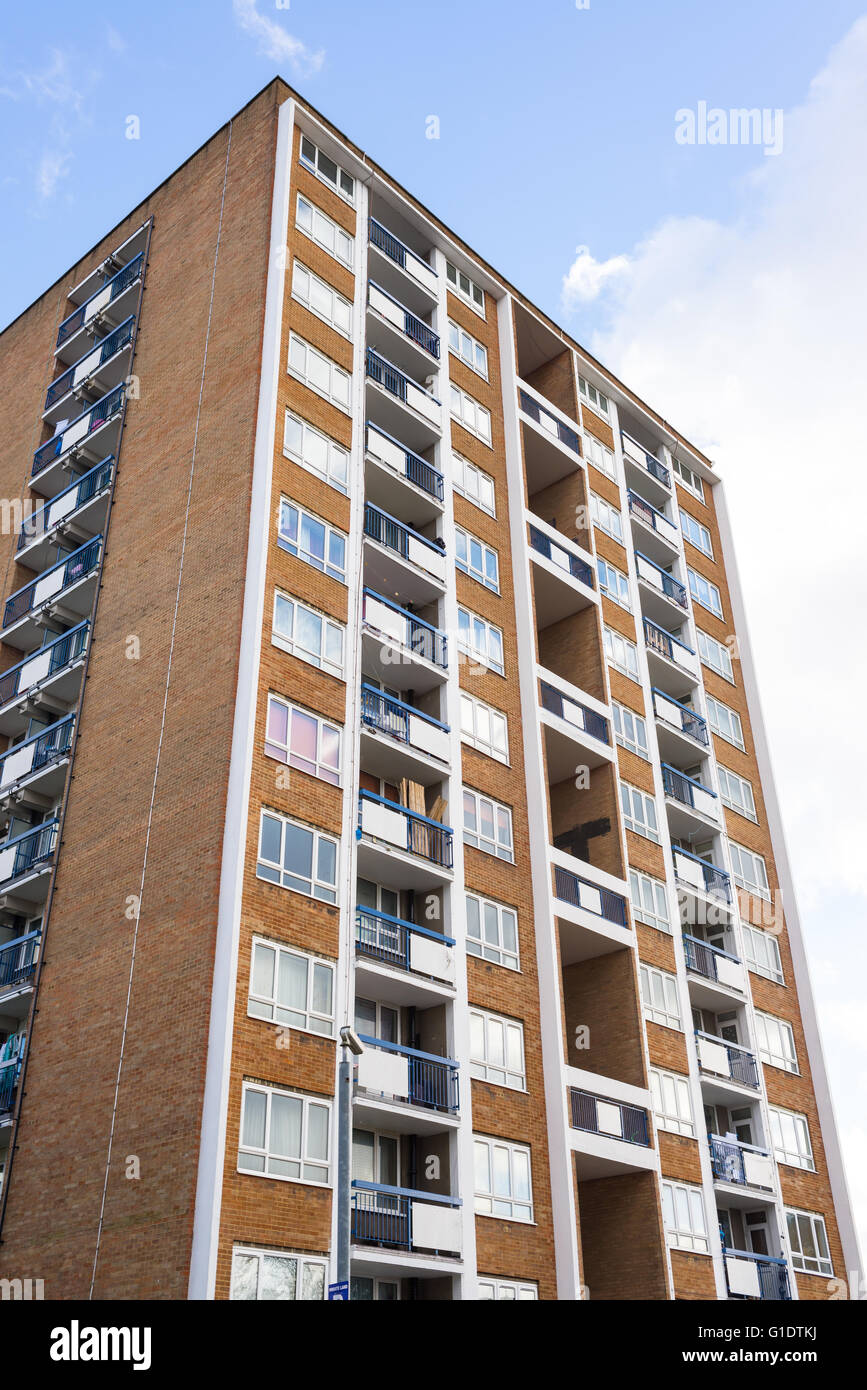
[{"left": 2, "top": 1, "right": 866, "bottom": 1269}]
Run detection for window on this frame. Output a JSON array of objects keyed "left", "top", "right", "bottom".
[
  {"left": 288, "top": 333, "right": 351, "bottom": 412},
  {"left": 729, "top": 841, "right": 770, "bottom": 899},
  {"left": 786, "top": 1209, "right": 833, "bottom": 1278},
  {"left": 604, "top": 625, "right": 639, "bottom": 681},
  {"left": 470, "top": 1008, "right": 526, "bottom": 1089},
  {"left": 718, "top": 765, "right": 757, "bottom": 821},
  {"left": 249, "top": 938, "right": 335, "bottom": 1036},
  {"left": 450, "top": 383, "right": 492, "bottom": 445},
  {"left": 612, "top": 701, "right": 648, "bottom": 758},
  {"left": 299, "top": 134, "right": 355, "bottom": 202},
  {"left": 597, "top": 557, "right": 631, "bottom": 609},
  {"left": 769, "top": 1106, "right": 814, "bottom": 1171},
  {"left": 673, "top": 457, "right": 704, "bottom": 501},
  {"left": 455, "top": 525, "right": 499, "bottom": 592},
  {"left": 466, "top": 893, "right": 519, "bottom": 971},
  {"left": 697, "top": 629, "right": 733, "bottom": 681},
  {"left": 230, "top": 1246, "right": 327, "bottom": 1300},
  {"left": 448, "top": 319, "right": 488, "bottom": 378},
  {"left": 350, "top": 1277, "right": 400, "bottom": 1301},
  {"left": 477, "top": 1277, "right": 538, "bottom": 1300},
  {"left": 295, "top": 194, "right": 353, "bottom": 267},
  {"left": 640, "top": 963, "right": 681, "bottom": 1030},
  {"left": 446, "top": 259, "right": 485, "bottom": 315},
  {"left": 706, "top": 694, "right": 745, "bottom": 750},
  {"left": 590, "top": 491, "right": 623, "bottom": 543},
  {"left": 578, "top": 373, "right": 610, "bottom": 419},
  {"left": 284, "top": 411, "right": 349, "bottom": 493},
  {"left": 474, "top": 1136, "right": 532, "bottom": 1222},
  {"left": 629, "top": 868, "right": 670, "bottom": 934},
  {"left": 584, "top": 433, "right": 616, "bottom": 479},
  {"left": 277, "top": 499, "right": 346, "bottom": 582},
  {"left": 681, "top": 509, "right": 713, "bottom": 557},
  {"left": 272, "top": 593, "right": 345, "bottom": 678},
  {"left": 453, "top": 451, "right": 495, "bottom": 516},
  {"left": 239, "top": 1082, "right": 331, "bottom": 1183},
  {"left": 661, "top": 1180, "right": 708, "bottom": 1253},
  {"left": 256, "top": 810, "right": 338, "bottom": 902},
  {"left": 687, "top": 567, "right": 723, "bottom": 618},
  {"left": 460, "top": 692, "right": 509, "bottom": 763},
  {"left": 650, "top": 1067, "right": 694, "bottom": 1137},
  {"left": 463, "top": 788, "right": 514, "bottom": 862},
  {"left": 457, "top": 605, "right": 504, "bottom": 674},
  {"left": 620, "top": 781, "right": 659, "bottom": 842},
  {"left": 755, "top": 1010, "right": 798, "bottom": 1074},
  {"left": 291, "top": 261, "right": 352, "bottom": 336},
  {"left": 264, "top": 694, "right": 341, "bottom": 785},
  {"left": 742, "top": 923, "right": 784, "bottom": 985}
]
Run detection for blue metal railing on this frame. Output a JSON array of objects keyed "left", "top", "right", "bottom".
[
  {"left": 661, "top": 762, "right": 717, "bottom": 810},
  {"left": 683, "top": 933, "right": 740, "bottom": 983},
  {"left": 355, "top": 906, "right": 455, "bottom": 975},
  {"left": 366, "top": 348, "right": 440, "bottom": 410},
  {"left": 356, "top": 1035, "right": 459, "bottom": 1112},
  {"left": 369, "top": 280, "right": 439, "bottom": 357},
  {"left": 651, "top": 688, "right": 708, "bottom": 746},
  {"left": 628, "top": 490, "right": 678, "bottom": 539},
  {"left": 519, "top": 389, "right": 580, "bottom": 453},
  {"left": 622, "top": 433, "right": 670, "bottom": 487},
  {"left": 55, "top": 252, "right": 143, "bottom": 348},
  {"left": 553, "top": 864, "right": 629, "bottom": 927},
  {"left": 0, "top": 819, "right": 59, "bottom": 886},
  {"left": 644, "top": 617, "right": 695, "bottom": 664},
  {"left": 369, "top": 219, "right": 437, "bottom": 282},
  {"left": 539, "top": 681, "right": 609, "bottom": 744},
  {"left": 362, "top": 588, "right": 447, "bottom": 669},
  {"left": 0, "top": 1058, "right": 22, "bottom": 1112},
  {"left": 32, "top": 385, "right": 125, "bottom": 476},
  {"left": 351, "top": 1182, "right": 460, "bottom": 1252},
  {"left": 360, "top": 683, "right": 449, "bottom": 748},
  {"left": 528, "top": 524, "right": 594, "bottom": 587},
  {"left": 696, "top": 1030, "right": 759, "bottom": 1089},
  {"left": 0, "top": 931, "right": 40, "bottom": 994},
  {"left": 364, "top": 503, "right": 444, "bottom": 567},
  {"left": 709, "top": 1135, "right": 773, "bottom": 1189},
  {"left": 635, "top": 551, "right": 688, "bottom": 608},
  {"left": 366, "top": 423, "right": 443, "bottom": 501},
  {"left": 18, "top": 456, "right": 114, "bottom": 552},
  {"left": 673, "top": 845, "right": 732, "bottom": 902},
  {"left": 358, "top": 790, "right": 454, "bottom": 869},
  {"left": 45, "top": 317, "right": 135, "bottom": 409},
  {"left": 0, "top": 620, "right": 89, "bottom": 707},
  {"left": 569, "top": 1087, "right": 650, "bottom": 1146},
  {"left": 0, "top": 714, "right": 74, "bottom": 785},
  {"left": 722, "top": 1245, "right": 791, "bottom": 1300},
  {"left": 3, "top": 536, "right": 102, "bottom": 628}
]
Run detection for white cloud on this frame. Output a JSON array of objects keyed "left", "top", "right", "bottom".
[
  {"left": 37, "top": 147, "right": 72, "bottom": 198},
  {"left": 0, "top": 48, "right": 96, "bottom": 200},
  {"left": 232, "top": 0, "right": 324, "bottom": 73},
  {"left": 562, "top": 245, "right": 631, "bottom": 306}
]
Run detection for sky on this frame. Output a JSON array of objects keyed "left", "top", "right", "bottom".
[{"left": 1, "top": 0, "right": 865, "bottom": 1269}]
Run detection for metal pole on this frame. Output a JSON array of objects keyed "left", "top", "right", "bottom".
[{"left": 336, "top": 1037, "right": 353, "bottom": 1293}]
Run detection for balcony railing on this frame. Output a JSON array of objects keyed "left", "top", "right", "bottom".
[
  {"left": 635, "top": 551, "right": 688, "bottom": 608},
  {"left": 358, "top": 791, "right": 453, "bottom": 869},
  {"left": 368, "top": 281, "right": 440, "bottom": 357},
  {"left": 528, "top": 524, "right": 594, "bottom": 587},
  {"left": 695, "top": 1030, "right": 760, "bottom": 1089},
  {"left": 369, "top": 219, "right": 438, "bottom": 293},
  {"left": 643, "top": 617, "right": 698, "bottom": 672},
  {"left": 519, "top": 389, "right": 580, "bottom": 454},
  {"left": 366, "top": 422, "right": 443, "bottom": 501},
  {"left": 673, "top": 845, "right": 732, "bottom": 902},
  {"left": 0, "top": 713, "right": 74, "bottom": 790},
  {"left": 366, "top": 349, "right": 441, "bottom": 426},
  {"left": 553, "top": 864, "right": 629, "bottom": 927},
  {"left": 362, "top": 589, "right": 447, "bottom": 670},
  {"left": 569, "top": 1087, "right": 650, "bottom": 1146},
  {"left": 360, "top": 684, "right": 449, "bottom": 762},
  {"left": 0, "top": 1058, "right": 22, "bottom": 1113},
  {"left": 627, "top": 490, "right": 679, "bottom": 545},
  {"left": 709, "top": 1135, "right": 774, "bottom": 1190},
  {"left": 661, "top": 763, "right": 718, "bottom": 818},
  {"left": 0, "top": 931, "right": 40, "bottom": 994},
  {"left": 351, "top": 1182, "right": 460, "bottom": 1254},
  {"left": 0, "top": 620, "right": 89, "bottom": 707},
  {"left": 0, "top": 819, "right": 59, "bottom": 887},
  {"left": 45, "top": 316, "right": 135, "bottom": 409},
  {"left": 32, "top": 385, "right": 124, "bottom": 476},
  {"left": 18, "top": 456, "right": 113, "bottom": 552},
  {"left": 651, "top": 688, "right": 709, "bottom": 746},
  {"left": 55, "top": 252, "right": 143, "bottom": 348},
  {"left": 722, "top": 1247, "right": 791, "bottom": 1301},
  {"left": 683, "top": 933, "right": 742, "bottom": 986},
  {"left": 621, "top": 432, "right": 670, "bottom": 488},
  {"left": 363, "top": 503, "right": 445, "bottom": 581},
  {"left": 3, "top": 536, "right": 102, "bottom": 629},
  {"left": 357, "top": 1035, "right": 460, "bottom": 1112},
  {"left": 355, "top": 906, "right": 455, "bottom": 980},
  {"left": 539, "top": 681, "right": 609, "bottom": 744}
]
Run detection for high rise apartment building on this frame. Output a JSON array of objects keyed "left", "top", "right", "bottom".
[{"left": 0, "top": 80, "right": 857, "bottom": 1302}]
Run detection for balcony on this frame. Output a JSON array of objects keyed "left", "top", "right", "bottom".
[
  {"left": 17, "top": 457, "right": 113, "bottom": 572},
  {"left": 368, "top": 218, "right": 438, "bottom": 309},
  {"left": 528, "top": 520, "right": 596, "bottom": 625},
  {"left": 673, "top": 845, "right": 732, "bottom": 904},
  {"left": 355, "top": 907, "right": 456, "bottom": 1003},
  {"left": 518, "top": 386, "right": 582, "bottom": 492},
  {"left": 627, "top": 490, "right": 680, "bottom": 561},
  {"left": 569, "top": 1087, "right": 649, "bottom": 1145},
  {"left": 723, "top": 1248, "right": 791, "bottom": 1301},
  {"left": 44, "top": 316, "right": 135, "bottom": 421},
  {"left": 621, "top": 432, "right": 670, "bottom": 504},
  {"left": 55, "top": 250, "right": 144, "bottom": 360},
  {"left": 360, "top": 684, "right": 449, "bottom": 784},
  {"left": 365, "top": 422, "right": 443, "bottom": 523},
  {"left": 634, "top": 552, "right": 688, "bottom": 625},
  {"left": 0, "top": 713, "right": 74, "bottom": 804},
  {"left": 710, "top": 1135, "right": 775, "bottom": 1195},
  {"left": 651, "top": 687, "right": 709, "bottom": 762},
  {"left": 2, "top": 537, "right": 102, "bottom": 650},
  {"left": 695, "top": 1030, "right": 760, "bottom": 1096},
  {"left": 363, "top": 503, "right": 445, "bottom": 604},
  {"left": 661, "top": 763, "right": 720, "bottom": 834},
  {"left": 644, "top": 617, "right": 700, "bottom": 689},
  {"left": 357, "top": 791, "right": 453, "bottom": 888},
  {"left": 361, "top": 590, "right": 447, "bottom": 693},
  {"left": 566, "top": 1070, "right": 658, "bottom": 1177},
  {"left": 0, "top": 819, "right": 58, "bottom": 901},
  {"left": 366, "top": 349, "right": 441, "bottom": 449},
  {"left": 32, "top": 386, "right": 124, "bottom": 496},
  {"left": 355, "top": 1036, "right": 459, "bottom": 1117},
  {"left": 367, "top": 281, "right": 440, "bottom": 374},
  {"left": 0, "top": 621, "right": 89, "bottom": 735},
  {"left": 0, "top": 1058, "right": 22, "bottom": 1118},
  {"left": 538, "top": 674, "right": 612, "bottom": 776},
  {"left": 351, "top": 1183, "right": 462, "bottom": 1259},
  {"left": 0, "top": 930, "right": 40, "bottom": 1012},
  {"left": 553, "top": 858, "right": 631, "bottom": 953},
  {"left": 683, "top": 934, "right": 746, "bottom": 1004}
]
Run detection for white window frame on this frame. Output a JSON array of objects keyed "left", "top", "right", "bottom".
[
  {"left": 277, "top": 498, "right": 347, "bottom": 583},
  {"left": 680, "top": 508, "right": 713, "bottom": 557},
  {"left": 613, "top": 701, "right": 649, "bottom": 758},
  {"left": 460, "top": 692, "right": 509, "bottom": 764},
  {"left": 473, "top": 1135, "right": 533, "bottom": 1222},
  {"left": 457, "top": 605, "right": 504, "bottom": 675},
  {"left": 597, "top": 557, "right": 631, "bottom": 609},
  {"left": 706, "top": 693, "right": 745, "bottom": 751},
  {"left": 661, "top": 1179, "right": 709, "bottom": 1253},
  {"left": 697, "top": 628, "right": 734, "bottom": 682},
  {"left": 769, "top": 1105, "right": 815, "bottom": 1171},
  {"left": 295, "top": 193, "right": 354, "bottom": 267},
  {"left": 729, "top": 841, "right": 770, "bottom": 900},
  {"left": 288, "top": 332, "right": 351, "bottom": 413},
  {"left": 248, "top": 936, "right": 336, "bottom": 1037},
  {"left": 256, "top": 809, "right": 338, "bottom": 903},
  {"left": 755, "top": 1010, "right": 798, "bottom": 1074},
  {"left": 463, "top": 787, "right": 514, "bottom": 862},
  {"left": 640, "top": 963, "right": 682, "bottom": 1030},
  {"left": 673, "top": 457, "right": 705, "bottom": 501},
  {"left": 584, "top": 432, "right": 616, "bottom": 479},
  {"left": 272, "top": 591, "right": 345, "bottom": 679},
  {"left": 650, "top": 1066, "right": 694, "bottom": 1137},
  {"left": 477, "top": 1277, "right": 538, "bottom": 1300},
  {"left": 264, "top": 692, "right": 341, "bottom": 785},
  {"left": 578, "top": 373, "right": 610, "bottom": 419},
  {"left": 230, "top": 1245, "right": 328, "bottom": 1301},
  {"left": 453, "top": 450, "right": 495, "bottom": 516},
  {"left": 590, "top": 491, "right": 624, "bottom": 543},
  {"left": 238, "top": 1082, "right": 331, "bottom": 1185},
  {"left": 470, "top": 1007, "right": 526, "bottom": 1090},
  {"left": 687, "top": 566, "right": 723, "bottom": 618},
  {"left": 299, "top": 134, "right": 355, "bottom": 203},
  {"left": 455, "top": 524, "right": 499, "bottom": 592},
  {"left": 620, "top": 780, "right": 659, "bottom": 843},
  {"left": 629, "top": 868, "right": 670, "bottom": 934},
  {"left": 604, "top": 625, "right": 640, "bottom": 681},
  {"left": 717, "top": 765, "right": 757, "bottom": 821},
  {"left": 450, "top": 382, "right": 492, "bottom": 445},
  {"left": 466, "top": 893, "right": 519, "bottom": 971},
  {"left": 786, "top": 1208, "right": 833, "bottom": 1278},
  {"left": 284, "top": 410, "right": 349, "bottom": 494},
  {"left": 446, "top": 259, "right": 485, "bottom": 316},
  {"left": 291, "top": 260, "right": 352, "bottom": 337},
  {"left": 742, "top": 923, "right": 784, "bottom": 985},
  {"left": 448, "top": 318, "right": 488, "bottom": 379}
]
